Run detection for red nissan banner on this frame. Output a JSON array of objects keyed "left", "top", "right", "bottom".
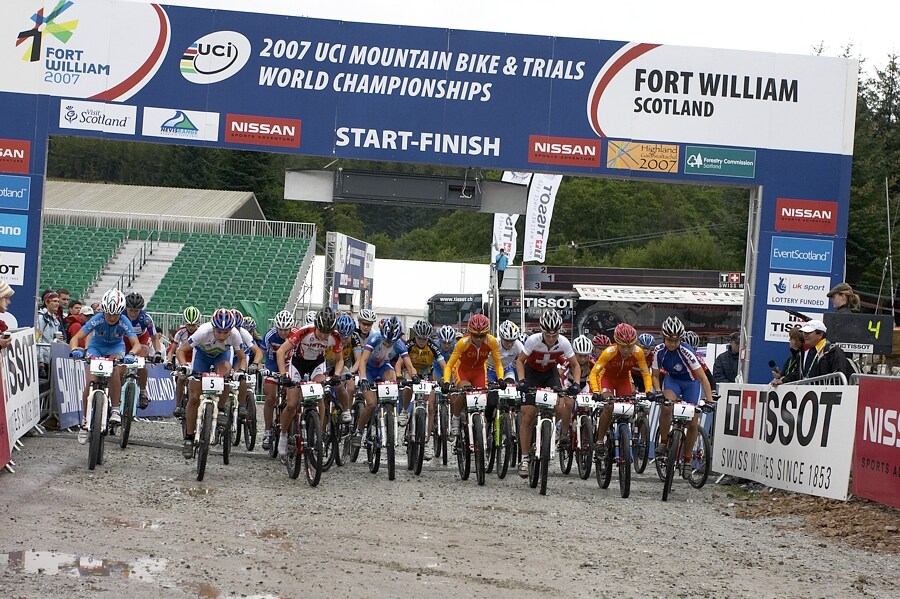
[
  {"left": 853, "top": 377, "right": 900, "bottom": 509},
  {"left": 0, "top": 358, "right": 11, "bottom": 470}
]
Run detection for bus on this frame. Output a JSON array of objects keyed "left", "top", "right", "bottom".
[{"left": 424, "top": 294, "right": 484, "bottom": 333}]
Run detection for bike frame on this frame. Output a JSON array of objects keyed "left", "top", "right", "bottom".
[{"left": 119, "top": 358, "right": 144, "bottom": 417}]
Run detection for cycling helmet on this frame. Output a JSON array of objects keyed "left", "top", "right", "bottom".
[
  {"left": 243, "top": 316, "right": 256, "bottom": 332},
  {"left": 124, "top": 292, "right": 144, "bottom": 310},
  {"left": 613, "top": 323, "right": 638, "bottom": 345},
  {"left": 336, "top": 313, "right": 356, "bottom": 337},
  {"left": 661, "top": 316, "right": 685, "bottom": 339},
  {"left": 498, "top": 320, "right": 520, "bottom": 341},
  {"left": 592, "top": 334, "right": 611, "bottom": 349},
  {"left": 467, "top": 313, "right": 490, "bottom": 335},
  {"left": 437, "top": 325, "right": 456, "bottom": 343},
  {"left": 357, "top": 308, "right": 377, "bottom": 324},
  {"left": 315, "top": 307, "right": 336, "bottom": 332},
  {"left": 231, "top": 309, "right": 244, "bottom": 329},
  {"left": 183, "top": 306, "right": 201, "bottom": 325},
  {"left": 305, "top": 311, "right": 317, "bottom": 325},
  {"left": 273, "top": 310, "right": 294, "bottom": 330},
  {"left": 539, "top": 309, "right": 563, "bottom": 333},
  {"left": 683, "top": 330, "right": 700, "bottom": 349},
  {"left": 572, "top": 335, "right": 593, "bottom": 355},
  {"left": 381, "top": 316, "right": 403, "bottom": 342},
  {"left": 637, "top": 333, "right": 655, "bottom": 349},
  {"left": 101, "top": 289, "right": 126, "bottom": 315},
  {"left": 412, "top": 319, "right": 432, "bottom": 339},
  {"left": 211, "top": 308, "right": 235, "bottom": 331}
]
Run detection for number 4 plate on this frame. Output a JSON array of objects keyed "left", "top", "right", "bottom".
[
  {"left": 303, "top": 383, "right": 324, "bottom": 399},
  {"left": 202, "top": 373, "right": 224, "bottom": 392}
]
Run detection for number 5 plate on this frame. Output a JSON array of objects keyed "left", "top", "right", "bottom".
[
  {"left": 89, "top": 358, "right": 114, "bottom": 376},
  {"left": 534, "top": 388, "right": 558, "bottom": 409},
  {"left": 202, "top": 373, "right": 224, "bottom": 392}
]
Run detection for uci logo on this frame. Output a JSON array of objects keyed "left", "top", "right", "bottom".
[{"left": 180, "top": 31, "right": 251, "bottom": 84}]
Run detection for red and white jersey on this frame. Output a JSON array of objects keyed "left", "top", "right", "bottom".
[
  {"left": 522, "top": 332, "right": 575, "bottom": 373},
  {"left": 287, "top": 325, "right": 342, "bottom": 360},
  {"left": 172, "top": 326, "right": 192, "bottom": 346}
]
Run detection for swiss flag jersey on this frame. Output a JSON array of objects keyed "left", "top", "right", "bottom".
[
  {"left": 287, "top": 325, "right": 342, "bottom": 360},
  {"left": 522, "top": 333, "right": 574, "bottom": 372}
]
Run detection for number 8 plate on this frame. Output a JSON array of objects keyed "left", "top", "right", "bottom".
[{"left": 534, "top": 389, "right": 558, "bottom": 409}]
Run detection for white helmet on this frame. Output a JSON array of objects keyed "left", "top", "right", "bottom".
[
  {"left": 572, "top": 335, "right": 593, "bottom": 355},
  {"left": 661, "top": 316, "right": 685, "bottom": 339},
  {"left": 273, "top": 310, "right": 294, "bottom": 329},
  {"left": 305, "top": 311, "right": 317, "bottom": 325},
  {"left": 539, "top": 309, "right": 563, "bottom": 333},
  {"left": 358, "top": 308, "right": 377, "bottom": 324},
  {"left": 498, "top": 320, "right": 520, "bottom": 341},
  {"left": 101, "top": 289, "right": 126, "bottom": 314}
]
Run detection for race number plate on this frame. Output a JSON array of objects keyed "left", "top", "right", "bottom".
[
  {"left": 202, "top": 373, "right": 225, "bottom": 393},
  {"left": 612, "top": 402, "right": 635, "bottom": 417},
  {"left": 534, "top": 388, "right": 558, "bottom": 409},
  {"left": 498, "top": 386, "right": 519, "bottom": 401},
  {"left": 302, "top": 383, "right": 324, "bottom": 400},
  {"left": 465, "top": 391, "right": 487, "bottom": 410},
  {"left": 576, "top": 394, "right": 595, "bottom": 411},
  {"left": 245, "top": 373, "right": 257, "bottom": 386},
  {"left": 672, "top": 402, "right": 696, "bottom": 420},
  {"left": 377, "top": 382, "right": 399, "bottom": 402},
  {"left": 126, "top": 356, "right": 146, "bottom": 368},
  {"left": 89, "top": 358, "right": 114, "bottom": 376},
  {"left": 413, "top": 381, "right": 434, "bottom": 395}
]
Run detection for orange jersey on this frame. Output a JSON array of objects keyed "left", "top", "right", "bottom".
[
  {"left": 589, "top": 345, "right": 652, "bottom": 393},
  {"left": 443, "top": 334, "right": 504, "bottom": 383}
]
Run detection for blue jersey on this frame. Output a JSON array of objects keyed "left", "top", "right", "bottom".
[
  {"left": 432, "top": 344, "right": 453, "bottom": 379},
  {"left": 651, "top": 343, "right": 702, "bottom": 381},
  {"left": 364, "top": 333, "right": 409, "bottom": 368},
  {"left": 263, "top": 328, "right": 288, "bottom": 371},
  {"left": 127, "top": 310, "right": 156, "bottom": 339},
  {"left": 82, "top": 313, "right": 137, "bottom": 357}
]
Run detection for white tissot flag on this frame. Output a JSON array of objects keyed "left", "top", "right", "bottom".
[
  {"left": 491, "top": 213, "right": 519, "bottom": 263},
  {"left": 522, "top": 173, "right": 563, "bottom": 263}
]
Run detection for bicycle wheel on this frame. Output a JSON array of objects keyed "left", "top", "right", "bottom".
[
  {"left": 496, "top": 413, "right": 511, "bottom": 480},
  {"left": 196, "top": 403, "right": 213, "bottom": 481},
  {"left": 231, "top": 403, "right": 242, "bottom": 447},
  {"left": 618, "top": 423, "right": 632, "bottom": 499},
  {"left": 367, "top": 413, "right": 380, "bottom": 474},
  {"left": 269, "top": 416, "right": 280, "bottom": 460},
  {"left": 333, "top": 410, "right": 346, "bottom": 468},
  {"left": 456, "top": 418, "right": 471, "bottom": 480},
  {"left": 222, "top": 404, "right": 232, "bottom": 466},
  {"left": 559, "top": 428, "right": 574, "bottom": 475},
  {"left": 385, "top": 407, "right": 396, "bottom": 481},
  {"left": 440, "top": 403, "right": 449, "bottom": 466},
  {"left": 120, "top": 383, "right": 135, "bottom": 449},
  {"left": 662, "top": 429, "right": 681, "bottom": 502},
  {"left": 88, "top": 392, "right": 104, "bottom": 471},
  {"left": 539, "top": 418, "right": 552, "bottom": 495},
  {"left": 321, "top": 411, "right": 336, "bottom": 473},
  {"left": 633, "top": 416, "right": 650, "bottom": 474},
  {"left": 473, "top": 413, "right": 486, "bottom": 486},
  {"left": 304, "top": 411, "right": 323, "bottom": 487},
  {"left": 688, "top": 427, "right": 712, "bottom": 489},
  {"left": 287, "top": 418, "right": 302, "bottom": 480},
  {"left": 577, "top": 415, "right": 594, "bottom": 480},
  {"left": 244, "top": 391, "right": 257, "bottom": 451},
  {"left": 528, "top": 435, "right": 539, "bottom": 489},
  {"left": 349, "top": 400, "right": 362, "bottom": 463},
  {"left": 413, "top": 409, "right": 426, "bottom": 475},
  {"left": 654, "top": 428, "right": 668, "bottom": 482},
  {"left": 485, "top": 415, "right": 496, "bottom": 474},
  {"left": 512, "top": 412, "right": 522, "bottom": 468},
  {"left": 597, "top": 431, "right": 614, "bottom": 489}
]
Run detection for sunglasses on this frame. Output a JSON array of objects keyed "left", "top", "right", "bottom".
[
  {"left": 663, "top": 336, "right": 682, "bottom": 342},
  {"left": 470, "top": 333, "right": 487, "bottom": 339}
]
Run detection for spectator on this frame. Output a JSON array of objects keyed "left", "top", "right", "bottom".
[
  {"left": 494, "top": 247, "right": 508, "bottom": 287},
  {"left": 0, "top": 278, "right": 14, "bottom": 351},
  {"left": 771, "top": 326, "right": 805, "bottom": 386},
  {"left": 67, "top": 299, "right": 82, "bottom": 316},
  {"left": 36, "top": 290, "right": 62, "bottom": 372},
  {"left": 91, "top": 302, "right": 102, "bottom": 314},
  {"left": 55, "top": 288, "right": 71, "bottom": 321},
  {"left": 827, "top": 282, "right": 860, "bottom": 313},
  {"left": 65, "top": 304, "right": 91, "bottom": 349},
  {"left": 796, "top": 319, "right": 855, "bottom": 381},
  {"left": 713, "top": 331, "right": 740, "bottom": 386}
]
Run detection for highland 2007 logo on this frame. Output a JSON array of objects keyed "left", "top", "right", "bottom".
[
  {"left": 181, "top": 31, "right": 251, "bottom": 84},
  {"left": 15, "top": 1, "right": 79, "bottom": 63}
]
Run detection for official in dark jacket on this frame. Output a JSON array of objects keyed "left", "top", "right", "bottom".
[
  {"left": 713, "top": 331, "right": 740, "bottom": 386},
  {"left": 795, "top": 319, "right": 855, "bottom": 381}
]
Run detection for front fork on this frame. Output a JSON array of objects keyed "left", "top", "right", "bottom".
[
  {"left": 533, "top": 413, "right": 557, "bottom": 461},
  {"left": 466, "top": 410, "right": 486, "bottom": 454},
  {"left": 378, "top": 403, "right": 397, "bottom": 448},
  {"left": 194, "top": 397, "right": 219, "bottom": 446}
]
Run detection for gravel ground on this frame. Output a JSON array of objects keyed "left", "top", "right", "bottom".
[{"left": 1, "top": 407, "right": 899, "bottom": 599}]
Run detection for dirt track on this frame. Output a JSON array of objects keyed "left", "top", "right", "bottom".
[{"left": 1, "top": 412, "right": 899, "bottom": 599}]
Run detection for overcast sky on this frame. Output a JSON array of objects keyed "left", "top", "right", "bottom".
[{"left": 136, "top": 0, "right": 897, "bottom": 72}]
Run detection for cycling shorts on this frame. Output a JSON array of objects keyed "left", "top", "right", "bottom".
[
  {"left": 663, "top": 376, "right": 701, "bottom": 405},
  {"left": 86, "top": 342, "right": 126, "bottom": 359},
  {"left": 192, "top": 348, "right": 233, "bottom": 374},
  {"left": 456, "top": 366, "right": 487, "bottom": 388},
  {"left": 487, "top": 369, "right": 516, "bottom": 384},
  {"left": 289, "top": 356, "right": 327, "bottom": 382},
  {"left": 363, "top": 361, "right": 394, "bottom": 383},
  {"left": 600, "top": 374, "right": 635, "bottom": 397},
  {"left": 521, "top": 365, "right": 561, "bottom": 407}
]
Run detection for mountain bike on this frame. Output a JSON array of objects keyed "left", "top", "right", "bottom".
[
  {"left": 189, "top": 371, "right": 239, "bottom": 482},
  {"left": 527, "top": 387, "right": 561, "bottom": 496},
  {"left": 433, "top": 387, "right": 451, "bottom": 466},
  {"left": 321, "top": 375, "right": 350, "bottom": 472},
  {"left": 285, "top": 379, "right": 325, "bottom": 487},
  {"left": 347, "top": 384, "right": 365, "bottom": 463},
  {"left": 653, "top": 396, "right": 712, "bottom": 501},
  {"left": 566, "top": 393, "right": 596, "bottom": 480},
  {"left": 364, "top": 380, "right": 404, "bottom": 481},
  {"left": 82, "top": 357, "right": 123, "bottom": 471},
  {"left": 118, "top": 356, "right": 145, "bottom": 449},
  {"left": 631, "top": 394, "right": 652, "bottom": 474},
  {"left": 269, "top": 377, "right": 287, "bottom": 460},
  {"left": 595, "top": 395, "right": 638, "bottom": 498},
  {"left": 230, "top": 372, "right": 258, "bottom": 451},
  {"left": 452, "top": 385, "right": 495, "bottom": 486},
  {"left": 406, "top": 381, "right": 433, "bottom": 475},
  {"left": 492, "top": 385, "right": 519, "bottom": 480}
]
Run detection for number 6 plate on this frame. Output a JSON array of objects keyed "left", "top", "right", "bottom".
[
  {"left": 202, "top": 373, "right": 224, "bottom": 392},
  {"left": 534, "top": 388, "right": 558, "bottom": 409},
  {"left": 89, "top": 358, "right": 114, "bottom": 376}
]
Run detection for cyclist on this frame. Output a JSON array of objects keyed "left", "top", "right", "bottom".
[
  {"left": 440, "top": 313, "right": 504, "bottom": 442},
  {"left": 350, "top": 316, "right": 416, "bottom": 448},
  {"left": 275, "top": 307, "right": 346, "bottom": 460},
  {"left": 592, "top": 333, "right": 611, "bottom": 359},
  {"left": 70, "top": 289, "right": 141, "bottom": 445},
  {"left": 167, "top": 306, "right": 202, "bottom": 418},
  {"left": 489, "top": 320, "right": 523, "bottom": 387},
  {"left": 176, "top": 308, "right": 247, "bottom": 458},
  {"left": 124, "top": 292, "right": 164, "bottom": 409},
  {"left": 326, "top": 312, "right": 362, "bottom": 422},
  {"left": 568, "top": 335, "right": 595, "bottom": 392},
  {"left": 356, "top": 308, "right": 377, "bottom": 342},
  {"left": 230, "top": 309, "right": 265, "bottom": 422},
  {"left": 432, "top": 325, "right": 457, "bottom": 382},
  {"left": 514, "top": 309, "right": 581, "bottom": 477},
  {"left": 398, "top": 319, "right": 445, "bottom": 461},
  {"left": 260, "top": 310, "right": 298, "bottom": 451},
  {"left": 632, "top": 332, "right": 657, "bottom": 392},
  {"left": 589, "top": 323, "right": 655, "bottom": 460},
  {"left": 651, "top": 316, "right": 714, "bottom": 473},
  {"left": 683, "top": 329, "right": 714, "bottom": 391}
]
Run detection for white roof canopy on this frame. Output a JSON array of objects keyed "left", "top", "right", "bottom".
[{"left": 574, "top": 285, "right": 743, "bottom": 305}]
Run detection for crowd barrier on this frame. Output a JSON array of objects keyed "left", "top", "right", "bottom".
[
  {"left": 851, "top": 375, "right": 900, "bottom": 509},
  {"left": 1, "top": 328, "right": 41, "bottom": 473}
]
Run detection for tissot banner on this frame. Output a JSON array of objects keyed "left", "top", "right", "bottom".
[
  {"left": 491, "top": 213, "right": 518, "bottom": 263},
  {"left": 3, "top": 328, "right": 39, "bottom": 452},
  {"left": 522, "top": 174, "right": 562, "bottom": 263}
]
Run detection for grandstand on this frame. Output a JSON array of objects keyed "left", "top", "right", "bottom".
[{"left": 40, "top": 182, "right": 316, "bottom": 330}]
